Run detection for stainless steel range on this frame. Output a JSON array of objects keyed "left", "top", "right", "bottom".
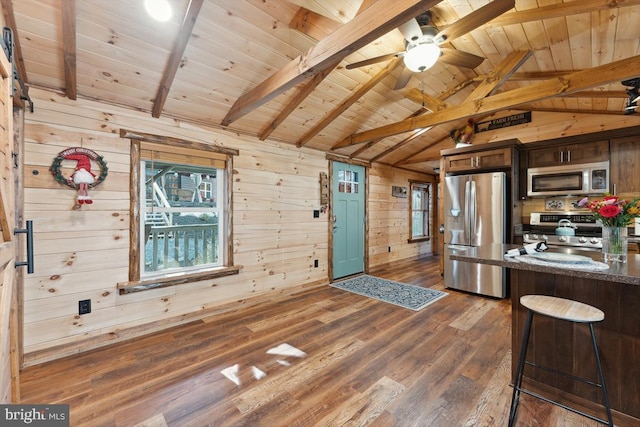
[{"left": 523, "top": 212, "right": 602, "bottom": 251}]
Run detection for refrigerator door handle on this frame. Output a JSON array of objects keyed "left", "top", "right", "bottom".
[
  {"left": 469, "top": 179, "right": 477, "bottom": 239},
  {"left": 464, "top": 180, "right": 471, "bottom": 239}
]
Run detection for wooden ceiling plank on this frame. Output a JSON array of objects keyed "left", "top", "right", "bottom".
[
  {"left": 221, "top": 0, "right": 442, "bottom": 126},
  {"left": 152, "top": 0, "right": 204, "bottom": 119},
  {"left": 335, "top": 54, "right": 640, "bottom": 147},
  {"left": 393, "top": 66, "right": 414, "bottom": 90},
  {"left": 61, "top": 0, "right": 76, "bottom": 100},
  {"left": 297, "top": 57, "right": 403, "bottom": 147},
  {"left": 259, "top": 61, "right": 339, "bottom": 141},
  {"left": 289, "top": 8, "right": 341, "bottom": 41},
  {"left": 271, "top": 4, "right": 374, "bottom": 142},
  {"left": 487, "top": 0, "right": 640, "bottom": 28},
  {"left": 465, "top": 50, "right": 532, "bottom": 100},
  {"left": 347, "top": 107, "right": 429, "bottom": 157},
  {"left": 562, "top": 91, "right": 628, "bottom": 98},
  {"left": 370, "top": 127, "right": 431, "bottom": 162},
  {"left": 0, "top": 0, "right": 28, "bottom": 84}
]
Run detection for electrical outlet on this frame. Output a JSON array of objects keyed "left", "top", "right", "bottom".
[
  {"left": 313, "top": 209, "right": 320, "bottom": 218},
  {"left": 314, "top": 259, "right": 319, "bottom": 268},
  {"left": 79, "top": 299, "right": 91, "bottom": 315}
]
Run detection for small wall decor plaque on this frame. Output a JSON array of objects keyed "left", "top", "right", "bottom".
[
  {"left": 392, "top": 186, "right": 407, "bottom": 198},
  {"left": 545, "top": 199, "right": 564, "bottom": 211},
  {"left": 50, "top": 147, "right": 108, "bottom": 205}
]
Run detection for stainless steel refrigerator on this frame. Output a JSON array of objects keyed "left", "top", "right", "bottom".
[{"left": 443, "top": 171, "right": 506, "bottom": 298}]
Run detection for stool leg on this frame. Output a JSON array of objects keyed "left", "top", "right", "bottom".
[
  {"left": 509, "top": 309, "right": 534, "bottom": 427},
  {"left": 589, "top": 323, "right": 613, "bottom": 426}
]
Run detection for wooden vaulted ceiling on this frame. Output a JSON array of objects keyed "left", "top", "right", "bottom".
[{"left": 4, "top": 0, "right": 640, "bottom": 173}]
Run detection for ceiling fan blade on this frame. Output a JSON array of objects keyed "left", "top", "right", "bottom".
[
  {"left": 439, "top": 48, "right": 485, "bottom": 69},
  {"left": 393, "top": 66, "right": 414, "bottom": 90},
  {"left": 434, "top": 0, "right": 515, "bottom": 44},
  {"left": 397, "top": 18, "right": 422, "bottom": 43},
  {"left": 346, "top": 52, "right": 403, "bottom": 69}
]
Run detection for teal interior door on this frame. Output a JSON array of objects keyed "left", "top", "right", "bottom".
[{"left": 332, "top": 162, "right": 365, "bottom": 279}]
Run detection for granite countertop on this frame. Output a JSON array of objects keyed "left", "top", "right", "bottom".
[{"left": 448, "top": 244, "right": 640, "bottom": 286}]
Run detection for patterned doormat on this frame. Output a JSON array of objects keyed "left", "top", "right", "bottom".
[{"left": 331, "top": 275, "right": 448, "bottom": 311}]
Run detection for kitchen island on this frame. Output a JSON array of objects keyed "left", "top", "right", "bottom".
[{"left": 450, "top": 245, "right": 640, "bottom": 426}]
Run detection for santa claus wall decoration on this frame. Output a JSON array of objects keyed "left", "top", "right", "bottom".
[{"left": 50, "top": 147, "right": 108, "bottom": 205}]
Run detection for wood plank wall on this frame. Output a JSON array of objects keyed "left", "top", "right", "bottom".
[
  {"left": 369, "top": 165, "right": 436, "bottom": 265},
  {"left": 21, "top": 88, "right": 433, "bottom": 365}
]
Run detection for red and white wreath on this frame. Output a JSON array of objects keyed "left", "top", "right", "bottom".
[{"left": 50, "top": 147, "right": 109, "bottom": 205}]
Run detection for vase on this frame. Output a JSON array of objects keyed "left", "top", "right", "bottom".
[{"left": 601, "top": 226, "right": 628, "bottom": 263}]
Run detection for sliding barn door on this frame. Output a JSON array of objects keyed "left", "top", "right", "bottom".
[{"left": 0, "top": 47, "right": 19, "bottom": 402}]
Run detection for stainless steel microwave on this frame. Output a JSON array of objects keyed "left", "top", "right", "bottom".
[{"left": 527, "top": 161, "right": 609, "bottom": 197}]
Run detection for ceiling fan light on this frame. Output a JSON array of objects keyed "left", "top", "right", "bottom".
[
  {"left": 403, "top": 43, "right": 440, "bottom": 73},
  {"left": 144, "top": 0, "right": 173, "bottom": 22}
]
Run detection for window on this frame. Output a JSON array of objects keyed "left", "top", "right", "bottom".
[
  {"left": 119, "top": 130, "right": 239, "bottom": 294},
  {"left": 409, "top": 182, "right": 432, "bottom": 242},
  {"left": 338, "top": 169, "right": 359, "bottom": 193},
  {"left": 141, "top": 162, "right": 223, "bottom": 276}
]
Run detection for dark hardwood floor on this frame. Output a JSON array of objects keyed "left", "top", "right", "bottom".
[{"left": 20, "top": 256, "right": 612, "bottom": 426}]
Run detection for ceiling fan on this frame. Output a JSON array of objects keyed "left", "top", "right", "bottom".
[{"left": 346, "top": 0, "right": 515, "bottom": 90}]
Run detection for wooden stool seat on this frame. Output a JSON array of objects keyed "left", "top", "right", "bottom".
[
  {"left": 520, "top": 295, "right": 604, "bottom": 323},
  {"left": 509, "top": 294, "right": 613, "bottom": 426}
]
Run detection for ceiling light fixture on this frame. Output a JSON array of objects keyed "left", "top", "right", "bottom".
[
  {"left": 403, "top": 42, "right": 440, "bottom": 72},
  {"left": 144, "top": 0, "right": 173, "bottom": 22}
]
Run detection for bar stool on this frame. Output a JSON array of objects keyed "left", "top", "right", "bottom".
[{"left": 508, "top": 295, "right": 613, "bottom": 426}]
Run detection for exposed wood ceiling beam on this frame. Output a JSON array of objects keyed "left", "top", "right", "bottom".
[
  {"left": 404, "top": 79, "right": 476, "bottom": 106},
  {"left": 357, "top": 0, "right": 376, "bottom": 14},
  {"left": 394, "top": 137, "right": 447, "bottom": 165},
  {"left": 221, "top": 0, "right": 441, "bottom": 126},
  {"left": 395, "top": 104, "right": 629, "bottom": 165},
  {"left": 268, "top": 4, "right": 373, "bottom": 142},
  {"left": 334, "top": 55, "right": 640, "bottom": 148},
  {"left": 372, "top": 51, "right": 531, "bottom": 163},
  {"left": 259, "top": 61, "right": 339, "bottom": 140},
  {"left": 61, "top": 0, "right": 76, "bottom": 100},
  {"left": 0, "top": 0, "right": 27, "bottom": 84},
  {"left": 466, "top": 50, "right": 532, "bottom": 99},
  {"left": 404, "top": 91, "right": 448, "bottom": 112},
  {"left": 152, "top": 0, "right": 204, "bottom": 119},
  {"left": 297, "top": 58, "right": 403, "bottom": 147},
  {"left": 370, "top": 127, "right": 431, "bottom": 163},
  {"left": 474, "top": 71, "right": 574, "bottom": 81},
  {"left": 519, "top": 105, "right": 634, "bottom": 115},
  {"left": 395, "top": 112, "right": 498, "bottom": 165},
  {"left": 344, "top": 81, "right": 477, "bottom": 157},
  {"left": 348, "top": 107, "right": 429, "bottom": 158},
  {"left": 486, "top": 0, "right": 640, "bottom": 28}
]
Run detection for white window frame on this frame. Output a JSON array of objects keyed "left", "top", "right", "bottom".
[
  {"left": 409, "top": 181, "right": 432, "bottom": 242},
  {"left": 139, "top": 161, "right": 225, "bottom": 279}
]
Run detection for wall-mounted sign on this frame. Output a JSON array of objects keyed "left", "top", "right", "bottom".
[
  {"left": 475, "top": 111, "right": 532, "bottom": 133},
  {"left": 392, "top": 186, "right": 407, "bottom": 198}
]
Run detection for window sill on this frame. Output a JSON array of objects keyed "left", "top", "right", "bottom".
[
  {"left": 408, "top": 237, "right": 431, "bottom": 244},
  {"left": 118, "top": 265, "right": 242, "bottom": 295}
]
